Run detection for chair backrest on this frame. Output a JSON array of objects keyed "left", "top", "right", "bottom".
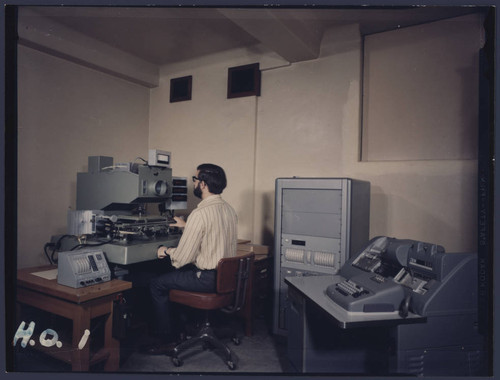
[{"left": 216, "top": 252, "right": 254, "bottom": 314}]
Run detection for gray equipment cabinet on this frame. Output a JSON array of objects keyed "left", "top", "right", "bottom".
[{"left": 273, "top": 177, "right": 370, "bottom": 335}]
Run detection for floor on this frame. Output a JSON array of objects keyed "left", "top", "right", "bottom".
[
  {"left": 13, "top": 315, "right": 293, "bottom": 374},
  {"left": 119, "top": 317, "right": 291, "bottom": 373}
]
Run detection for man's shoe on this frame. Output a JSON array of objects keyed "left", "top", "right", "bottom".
[{"left": 142, "top": 341, "right": 178, "bottom": 356}]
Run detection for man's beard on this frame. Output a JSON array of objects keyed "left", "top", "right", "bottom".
[{"left": 193, "top": 183, "right": 202, "bottom": 199}]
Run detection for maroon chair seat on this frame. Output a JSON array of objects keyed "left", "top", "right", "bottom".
[
  {"left": 169, "top": 290, "right": 234, "bottom": 310},
  {"left": 169, "top": 252, "right": 254, "bottom": 370}
]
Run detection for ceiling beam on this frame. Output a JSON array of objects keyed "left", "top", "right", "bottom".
[
  {"left": 18, "top": 9, "right": 159, "bottom": 88},
  {"left": 218, "top": 9, "right": 322, "bottom": 63}
]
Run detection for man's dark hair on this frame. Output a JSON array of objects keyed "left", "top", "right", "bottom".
[{"left": 197, "top": 163, "right": 227, "bottom": 194}]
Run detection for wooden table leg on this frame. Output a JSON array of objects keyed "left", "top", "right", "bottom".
[
  {"left": 241, "top": 263, "right": 254, "bottom": 337},
  {"left": 243, "top": 301, "right": 253, "bottom": 337},
  {"left": 103, "top": 301, "right": 119, "bottom": 371},
  {"left": 71, "top": 305, "right": 91, "bottom": 371}
]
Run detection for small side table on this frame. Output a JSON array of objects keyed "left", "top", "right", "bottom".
[{"left": 16, "top": 265, "right": 132, "bottom": 371}]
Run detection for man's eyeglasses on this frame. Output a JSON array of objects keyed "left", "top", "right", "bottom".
[{"left": 192, "top": 176, "right": 200, "bottom": 183}]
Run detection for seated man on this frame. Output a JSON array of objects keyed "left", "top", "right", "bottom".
[{"left": 145, "top": 163, "right": 238, "bottom": 355}]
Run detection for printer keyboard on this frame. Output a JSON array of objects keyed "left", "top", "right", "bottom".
[{"left": 335, "top": 279, "right": 368, "bottom": 298}]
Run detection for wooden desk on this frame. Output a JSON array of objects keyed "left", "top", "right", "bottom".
[
  {"left": 237, "top": 254, "right": 272, "bottom": 336},
  {"left": 16, "top": 265, "right": 132, "bottom": 371}
]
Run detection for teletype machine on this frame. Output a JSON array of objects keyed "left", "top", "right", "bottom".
[{"left": 285, "top": 236, "right": 487, "bottom": 376}]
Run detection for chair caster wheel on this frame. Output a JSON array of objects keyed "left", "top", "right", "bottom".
[
  {"left": 172, "top": 357, "right": 183, "bottom": 367},
  {"left": 232, "top": 337, "right": 241, "bottom": 345},
  {"left": 227, "top": 360, "right": 236, "bottom": 370}
]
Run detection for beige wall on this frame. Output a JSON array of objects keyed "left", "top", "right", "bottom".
[
  {"left": 150, "top": 20, "right": 479, "bottom": 253},
  {"left": 148, "top": 45, "right": 290, "bottom": 241},
  {"left": 16, "top": 14, "right": 481, "bottom": 268},
  {"left": 17, "top": 45, "right": 150, "bottom": 268}
]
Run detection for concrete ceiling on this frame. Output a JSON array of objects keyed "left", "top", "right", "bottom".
[{"left": 23, "top": 6, "right": 481, "bottom": 66}]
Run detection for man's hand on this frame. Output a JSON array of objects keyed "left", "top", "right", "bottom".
[
  {"left": 157, "top": 246, "right": 170, "bottom": 259},
  {"left": 169, "top": 216, "right": 186, "bottom": 228}
]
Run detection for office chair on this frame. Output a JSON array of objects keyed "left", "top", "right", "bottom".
[{"left": 169, "top": 252, "right": 254, "bottom": 370}]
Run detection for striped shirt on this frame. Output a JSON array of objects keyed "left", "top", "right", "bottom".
[{"left": 169, "top": 194, "right": 238, "bottom": 270}]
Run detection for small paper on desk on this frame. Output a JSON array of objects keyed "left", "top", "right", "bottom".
[{"left": 31, "top": 268, "right": 58, "bottom": 280}]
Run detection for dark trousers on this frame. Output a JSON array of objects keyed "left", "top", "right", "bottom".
[{"left": 149, "top": 263, "right": 216, "bottom": 340}]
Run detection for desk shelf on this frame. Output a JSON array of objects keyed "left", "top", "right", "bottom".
[{"left": 30, "top": 341, "right": 111, "bottom": 369}]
